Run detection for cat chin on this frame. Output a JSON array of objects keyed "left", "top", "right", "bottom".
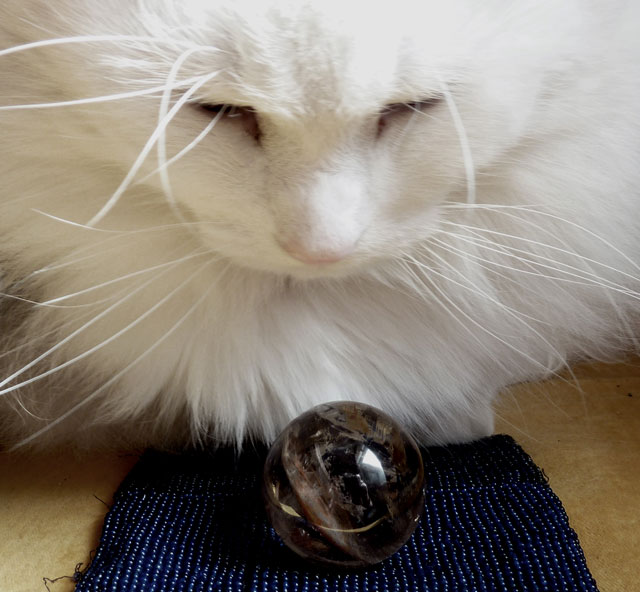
[
  {"left": 278, "top": 262, "right": 367, "bottom": 281},
  {"left": 226, "top": 251, "right": 374, "bottom": 280}
]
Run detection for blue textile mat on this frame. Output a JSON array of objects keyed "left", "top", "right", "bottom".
[{"left": 75, "top": 435, "right": 598, "bottom": 591}]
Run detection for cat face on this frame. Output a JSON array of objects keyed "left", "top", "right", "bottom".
[{"left": 4, "top": 0, "right": 581, "bottom": 279}]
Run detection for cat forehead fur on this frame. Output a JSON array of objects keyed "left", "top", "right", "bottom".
[
  {"left": 150, "top": 2, "right": 586, "bottom": 110},
  {"left": 11, "top": 0, "right": 590, "bottom": 112}
]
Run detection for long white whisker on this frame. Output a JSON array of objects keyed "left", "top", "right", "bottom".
[
  {"left": 31, "top": 208, "right": 123, "bottom": 233},
  {"left": 0, "top": 35, "right": 188, "bottom": 58},
  {"left": 86, "top": 70, "right": 220, "bottom": 227},
  {"left": 422, "top": 240, "right": 550, "bottom": 325},
  {"left": 443, "top": 229, "right": 640, "bottom": 299},
  {"left": 138, "top": 112, "right": 221, "bottom": 185},
  {"left": 1, "top": 282, "right": 140, "bottom": 310},
  {"left": 427, "top": 233, "right": 618, "bottom": 292},
  {"left": 3, "top": 249, "right": 208, "bottom": 309},
  {"left": 437, "top": 77, "right": 475, "bottom": 205},
  {"left": 0, "top": 77, "right": 204, "bottom": 111},
  {"left": 24, "top": 221, "right": 220, "bottom": 281},
  {"left": 442, "top": 202, "right": 640, "bottom": 274},
  {"left": 0, "top": 258, "right": 214, "bottom": 396},
  {"left": 400, "top": 250, "right": 577, "bottom": 396},
  {"left": 418, "top": 244, "right": 581, "bottom": 390},
  {"left": 9, "top": 394, "right": 49, "bottom": 422},
  {"left": 446, "top": 204, "right": 640, "bottom": 348},
  {"left": 0, "top": 252, "right": 212, "bottom": 392},
  {"left": 428, "top": 234, "right": 554, "bottom": 294},
  {"left": 441, "top": 219, "right": 640, "bottom": 285},
  {"left": 33, "top": 248, "right": 140, "bottom": 277},
  {"left": 9, "top": 260, "right": 226, "bottom": 450},
  {"left": 396, "top": 258, "right": 513, "bottom": 376},
  {"left": 0, "top": 314, "right": 92, "bottom": 361},
  {"left": 427, "top": 231, "right": 639, "bottom": 358},
  {"left": 156, "top": 46, "right": 221, "bottom": 213},
  {"left": 41, "top": 249, "right": 209, "bottom": 305},
  {"left": 0, "top": 292, "right": 55, "bottom": 308},
  {"left": 442, "top": 203, "right": 542, "bottom": 211}
]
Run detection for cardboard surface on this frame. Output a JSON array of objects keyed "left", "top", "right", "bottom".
[
  {"left": 494, "top": 361, "right": 640, "bottom": 592},
  {"left": 0, "top": 453, "right": 138, "bottom": 592},
  {"left": 0, "top": 360, "right": 638, "bottom": 592}
]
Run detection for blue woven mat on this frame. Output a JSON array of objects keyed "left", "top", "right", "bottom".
[{"left": 75, "top": 435, "right": 598, "bottom": 591}]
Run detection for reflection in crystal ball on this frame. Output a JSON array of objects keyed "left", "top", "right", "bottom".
[{"left": 262, "top": 401, "right": 425, "bottom": 567}]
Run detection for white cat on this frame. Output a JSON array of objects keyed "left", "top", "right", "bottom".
[{"left": 0, "top": 0, "right": 638, "bottom": 450}]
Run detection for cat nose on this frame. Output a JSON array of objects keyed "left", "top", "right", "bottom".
[{"left": 279, "top": 238, "right": 357, "bottom": 264}]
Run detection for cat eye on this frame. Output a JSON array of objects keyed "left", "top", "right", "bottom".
[
  {"left": 197, "top": 103, "right": 261, "bottom": 142},
  {"left": 377, "top": 97, "right": 442, "bottom": 136}
]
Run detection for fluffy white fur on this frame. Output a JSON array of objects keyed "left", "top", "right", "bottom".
[{"left": 0, "top": 0, "right": 638, "bottom": 449}]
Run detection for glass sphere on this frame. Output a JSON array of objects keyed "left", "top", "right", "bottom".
[{"left": 262, "top": 401, "right": 425, "bottom": 568}]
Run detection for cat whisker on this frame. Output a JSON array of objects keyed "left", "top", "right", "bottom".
[
  {"left": 0, "top": 76, "right": 204, "bottom": 111},
  {"left": 5, "top": 248, "right": 210, "bottom": 308},
  {"left": 0, "top": 313, "right": 93, "bottom": 361},
  {"left": 0, "top": 252, "right": 215, "bottom": 393},
  {"left": 1, "top": 284, "right": 136, "bottom": 310},
  {"left": 23, "top": 221, "right": 223, "bottom": 281},
  {"left": 417, "top": 242, "right": 582, "bottom": 393},
  {"left": 442, "top": 202, "right": 640, "bottom": 274},
  {"left": 425, "top": 233, "right": 614, "bottom": 295},
  {"left": 398, "top": 251, "right": 579, "bottom": 398},
  {"left": 421, "top": 239, "right": 551, "bottom": 325},
  {"left": 429, "top": 233, "right": 568, "bottom": 294},
  {"left": 40, "top": 249, "right": 211, "bottom": 306},
  {"left": 138, "top": 111, "right": 223, "bottom": 186},
  {"left": 9, "top": 394, "right": 50, "bottom": 422},
  {"left": 406, "top": 247, "right": 543, "bottom": 335},
  {"left": 395, "top": 257, "right": 514, "bottom": 377},
  {"left": 30, "top": 221, "right": 224, "bottom": 265},
  {"left": 441, "top": 202, "right": 543, "bottom": 211},
  {"left": 8, "top": 259, "right": 227, "bottom": 450},
  {"left": 0, "top": 292, "right": 55, "bottom": 308},
  {"left": 0, "top": 34, "right": 192, "bottom": 59},
  {"left": 434, "top": 226, "right": 615, "bottom": 288},
  {"left": 441, "top": 219, "right": 640, "bottom": 286},
  {"left": 30, "top": 208, "right": 123, "bottom": 233},
  {"left": 442, "top": 229, "right": 640, "bottom": 299},
  {"left": 438, "top": 207, "right": 640, "bottom": 293},
  {"left": 435, "top": 219, "right": 640, "bottom": 353},
  {"left": 437, "top": 77, "right": 475, "bottom": 206},
  {"left": 442, "top": 203, "right": 640, "bottom": 348},
  {"left": 157, "top": 46, "right": 223, "bottom": 216},
  {"left": 453, "top": 204, "right": 640, "bottom": 298},
  {"left": 86, "top": 70, "right": 220, "bottom": 227},
  {"left": 32, "top": 245, "right": 147, "bottom": 277},
  {"left": 398, "top": 253, "right": 586, "bottom": 421}
]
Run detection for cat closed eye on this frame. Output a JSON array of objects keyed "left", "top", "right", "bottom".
[
  {"left": 194, "top": 97, "right": 440, "bottom": 141},
  {"left": 377, "top": 97, "right": 441, "bottom": 135},
  {"left": 196, "top": 103, "right": 261, "bottom": 141}
]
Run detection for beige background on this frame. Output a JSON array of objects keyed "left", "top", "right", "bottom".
[{"left": 1, "top": 360, "right": 638, "bottom": 592}]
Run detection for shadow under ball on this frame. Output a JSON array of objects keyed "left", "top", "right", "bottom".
[{"left": 262, "top": 401, "right": 425, "bottom": 568}]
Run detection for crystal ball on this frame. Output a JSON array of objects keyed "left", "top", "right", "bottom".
[{"left": 262, "top": 401, "right": 425, "bottom": 568}]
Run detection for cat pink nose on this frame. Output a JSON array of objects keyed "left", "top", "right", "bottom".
[{"left": 280, "top": 239, "right": 356, "bottom": 264}]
